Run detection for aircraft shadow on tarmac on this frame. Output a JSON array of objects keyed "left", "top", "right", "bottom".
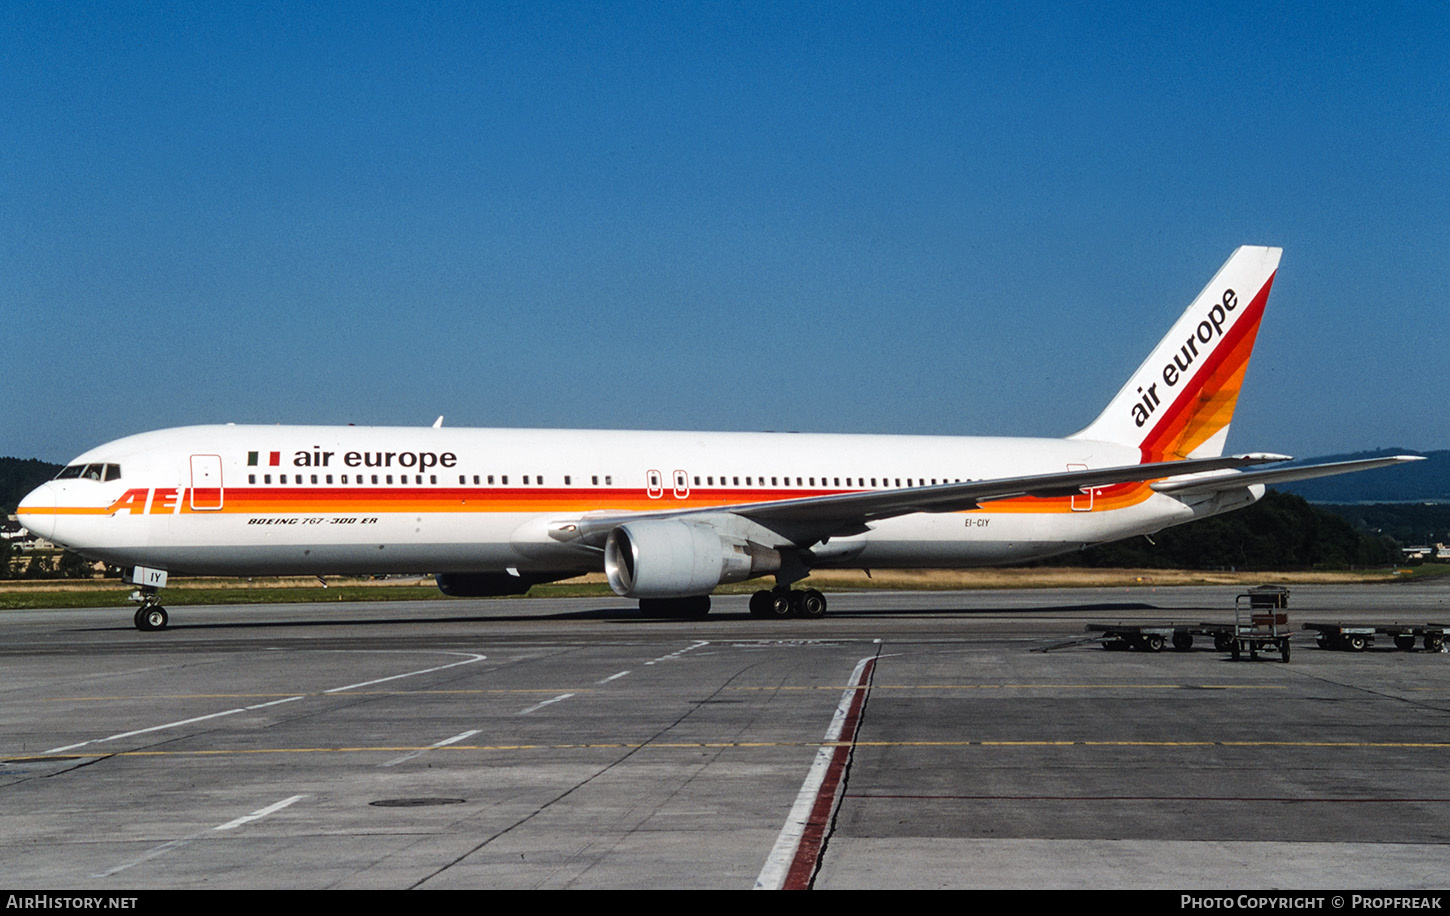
[{"left": 71, "top": 599, "right": 1178, "bottom": 632}]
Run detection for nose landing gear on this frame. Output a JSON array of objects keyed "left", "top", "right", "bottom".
[
  {"left": 133, "top": 603, "right": 169, "bottom": 631},
  {"left": 127, "top": 575, "right": 170, "bottom": 631}
]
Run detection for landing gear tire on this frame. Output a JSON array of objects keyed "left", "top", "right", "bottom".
[
  {"left": 767, "top": 592, "right": 794, "bottom": 618},
  {"left": 753, "top": 588, "right": 825, "bottom": 619},
  {"left": 134, "top": 605, "right": 169, "bottom": 631},
  {"left": 797, "top": 589, "right": 827, "bottom": 619}
]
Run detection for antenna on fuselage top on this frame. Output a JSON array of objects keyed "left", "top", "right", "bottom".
[{"left": 432, "top": 416, "right": 444, "bottom": 428}]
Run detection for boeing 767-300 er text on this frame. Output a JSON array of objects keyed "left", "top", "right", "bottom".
[{"left": 17, "top": 247, "right": 1418, "bottom": 629}]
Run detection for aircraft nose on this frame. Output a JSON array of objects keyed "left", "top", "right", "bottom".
[{"left": 16, "top": 482, "right": 55, "bottom": 542}]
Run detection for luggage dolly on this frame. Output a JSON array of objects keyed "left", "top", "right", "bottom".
[
  {"left": 1301, "top": 622, "right": 1448, "bottom": 653},
  {"left": 1229, "top": 588, "right": 1292, "bottom": 662},
  {"left": 1085, "top": 623, "right": 1226, "bottom": 653}
]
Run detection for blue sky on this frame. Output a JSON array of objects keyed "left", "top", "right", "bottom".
[{"left": 4, "top": 2, "right": 1446, "bottom": 462}]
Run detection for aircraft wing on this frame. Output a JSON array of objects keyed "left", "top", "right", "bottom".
[
  {"left": 1148, "top": 455, "right": 1425, "bottom": 496},
  {"left": 558, "top": 452, "right": 1289, "bottom": 548}
]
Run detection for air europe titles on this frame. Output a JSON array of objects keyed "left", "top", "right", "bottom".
[{"left": 289, "top": 448, "right": 458, "bottom": 470}]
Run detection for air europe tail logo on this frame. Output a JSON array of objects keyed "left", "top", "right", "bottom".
[{"left": 1129, "top": 288, "right": 1239, "bottom": 428}]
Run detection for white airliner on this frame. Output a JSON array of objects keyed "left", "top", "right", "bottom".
[{"left": 17, "top": 246, "right": 1416, "bottom": 630}]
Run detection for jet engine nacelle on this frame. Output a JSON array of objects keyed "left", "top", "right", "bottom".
[{"left": 603, "top": 519, "right": 781, "bottom": 598}]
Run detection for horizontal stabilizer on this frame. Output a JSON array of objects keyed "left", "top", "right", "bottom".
[{"left": 1149, "top": 455, "right": 1425, "bottom": 496}]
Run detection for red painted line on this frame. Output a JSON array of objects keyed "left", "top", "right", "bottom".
[{"left": 783, "top": 657, "right": 876, "bottom": 891}]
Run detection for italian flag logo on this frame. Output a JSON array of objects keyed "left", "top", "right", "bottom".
[{"left": 246, "top": 451, "right": 282, "bottom": 467}]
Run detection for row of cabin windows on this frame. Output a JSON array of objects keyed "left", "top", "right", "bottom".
[
  {"left": 244, "top": 472, "right": 963, "bottom": 489},
  {"left": 682, "top": 475, "right": 961, "bottom": 488},
  {"left": 244, "top": 473, "right": 597, "bottom": 487},
  {"left": 248, "top": 473, "right": 441, "bottom": 485}
]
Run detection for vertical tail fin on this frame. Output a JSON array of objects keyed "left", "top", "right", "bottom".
[{"left": 1070, "top": 246, "right": 1282, "bottom": 461}]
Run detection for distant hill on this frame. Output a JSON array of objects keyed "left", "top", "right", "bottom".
[
  {"left": 1, "top": 457, "right": 62, "bottom": 514},
  {"left": 1273, "top": 449, "right": 1450, "bottom": 503}
]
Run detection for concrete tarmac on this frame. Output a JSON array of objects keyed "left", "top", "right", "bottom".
[{"left": 1, "top": 580, "right": 1448, "bottom": 889}]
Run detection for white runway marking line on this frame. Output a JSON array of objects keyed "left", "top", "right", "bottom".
[
  {"left": 516, "top": 694, "right": 574, "bottom": 715},
  {"left": 382, "top": 729, "right": 482, "bottom": 767},
  {"left": 45, "top": 696, "right": 304, "bottom": 754},
  {"left": 44, "top": 652, "right": 488, "bottom": 755},
  {"left": 323, "top": 652, "right": 488, "bottom": 693},
  {"left": 216, "top": 794, "right": 307, "bottom": 830},
  {"left": 91, "top": 795, "right": 307, "bottom": 878},
  {"left": 598, "top": 670, "right": 631, "bottom": 684},
  {"left": 756, "top": 654, "right": 876, "bottom": 891},
  {"left": 644, "top": 640, "right": 710, "bottom": 666}
]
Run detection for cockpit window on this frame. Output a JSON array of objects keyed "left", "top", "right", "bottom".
[{"left": 55, "top": 463, "right": 121, "bottom": 482}]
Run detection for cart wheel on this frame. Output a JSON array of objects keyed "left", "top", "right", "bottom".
[
  {"left": 1172, "top": 633, "right": 1193, "bottom": 652},
  {"left": 1214, "top": 634, "right": 1233, "bottom": 652},
  {"left": 1279, "top": 638, "right": 1291, "bottom": 663},
  {"left": 1347, "top": 635, "right": 1367, "bottom": 652},
  {"left": 1231, "top": 641, "right": 1241, "bottom": 661},
  {"left": 1426, "top": 635, "right": 1445, "bottom": 652},
  {"left": 1394, "top": 635, "right": 1416, "bottom": 651},
  {"left": 1143, "top": 634, "right": 1165, "bottom": 653}
]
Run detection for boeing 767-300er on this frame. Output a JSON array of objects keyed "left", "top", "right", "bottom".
[{"left": 17, "top": 246, "right": 1419, "bottom": 630}]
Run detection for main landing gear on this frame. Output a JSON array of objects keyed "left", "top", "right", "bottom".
[{"left": 748, "top": 588, "right": 827, "bottom": 619}]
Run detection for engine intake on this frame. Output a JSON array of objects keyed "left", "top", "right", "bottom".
[{"left": 603, "top": 519, "right": 781, "bottom": 598}]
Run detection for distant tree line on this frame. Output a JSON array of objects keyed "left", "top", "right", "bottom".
[
  {"left": 1043, "top": 490, "right": 1396, "bottom": 570},
  {"left": 1, "top": 457, "right": 62, "bottom": 513},
  {"left": 3, "top": 544, "right": 103, "bottom": 580}
]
